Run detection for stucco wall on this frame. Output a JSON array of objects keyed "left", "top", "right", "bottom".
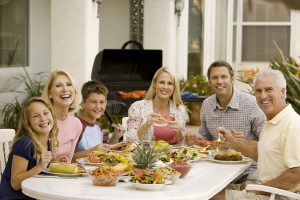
[
  {"left": 99, "top": 0, "right": 130, "bottom": 50},
  {"left": 0, "top": 0, "right": 51, "bottom": 127}
]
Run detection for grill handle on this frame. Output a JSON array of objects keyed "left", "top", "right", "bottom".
[{"left": 121, "top": 40, "right": 144, "bottom": 50}]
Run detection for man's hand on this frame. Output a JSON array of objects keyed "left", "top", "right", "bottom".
[
  {"left": 216, "top": 127, "right": 258, "bottom": 160},
  {"left": 216, "top": 127, "right": 236, "bottom": 148},
  {"left": 232, "top": 130, "right": 245, "bottom": 139}
]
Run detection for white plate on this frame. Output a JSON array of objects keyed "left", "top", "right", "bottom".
[
  {"left": 83, "top": 162, "right": 103, "bottom": 166},
  {"left": 131, "top": 182, "right": 165, "bottom": 191},
  {"left": 208, "top": 156, "right": 252, "bottom": 164},
  {"left": 42, "top": 168, "right": 87, "bottom": 177},
  {"left": 77, "top": 158, "right": 103, "bottom": 166},
  {"left": 171, "top": 145, "right": 188, "bottom": 149},
  {"left": 189, "top": 155, "right": 209, "bottom": 163}
]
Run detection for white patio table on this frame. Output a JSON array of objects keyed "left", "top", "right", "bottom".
[{"left": 22, "top": 160, "right": 251, "bottom": 200}]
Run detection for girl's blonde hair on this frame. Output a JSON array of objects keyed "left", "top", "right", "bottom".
[
  {"left": 42, "top": 70, "right": 80, "bottom": 112},
  {"left": 13, "top": 97, "right": 59, "bottom": 159},
  {"left": 145, "top": 67, "right": 183, "bottom": 107}
]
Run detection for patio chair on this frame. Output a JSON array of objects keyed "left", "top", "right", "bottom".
[
  {"left": 245, "top": 184, "right": 300, "bottom": 200},
  {"left": 122, "top": 117, "right": 129, "bottom": 141},
  {"left": 0, "top": 129, "right": 15, "bottom": 179},
  {"left": 106, "top": 100, "right": 128, "bottom": 116}
]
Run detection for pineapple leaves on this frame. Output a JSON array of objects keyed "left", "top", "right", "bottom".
[{"left": 132, "top": 143, "right": 158, "bottom": 169}]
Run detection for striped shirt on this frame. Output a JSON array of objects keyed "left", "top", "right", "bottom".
[
  {"left": 197, "top": 87, "right": 266, "bottom": 177},
  {"left": 198, "top": 87, "right": 265, "bottom": 141}
]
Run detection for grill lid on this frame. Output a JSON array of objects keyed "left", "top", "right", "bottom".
[{"left": 91, "top": 41, "right": 163, "bottom": 91}]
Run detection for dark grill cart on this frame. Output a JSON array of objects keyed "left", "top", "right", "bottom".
[{"left": 91, "top": 40, "right": 162, "bottom": 115}]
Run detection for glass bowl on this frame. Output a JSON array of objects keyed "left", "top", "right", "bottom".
[
  {"left": 168, "top": 162, "right": 192, "bottom": 178},
  {"left": 164, "top": 173, "right": 181, "bottom": 184},
  {"left": 89, "top": 174, "right": 120, "bottom": 186}
]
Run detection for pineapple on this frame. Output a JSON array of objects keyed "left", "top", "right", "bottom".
[{"left": 132, "top": 143, "right": 158, "bottom": 169}]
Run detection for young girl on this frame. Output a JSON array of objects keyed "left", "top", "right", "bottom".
[{"left": 0, "top": 97, "right": 58, "bottom": 200}]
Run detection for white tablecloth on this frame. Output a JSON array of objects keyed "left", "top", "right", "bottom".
[{"left": 22, "top": 160, "right": 251, "bottom": 200}]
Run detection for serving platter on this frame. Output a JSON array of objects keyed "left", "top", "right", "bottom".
[
  {"left": 76, "top": 158, "right": 104, "bottom": 166},
  {"left": 208, "top": 156, "right": 252, "bottom": 164},
  {"left": 82, "top": 161, "right": 103, "bottom": 166},
  {"left": 170, "top": 144, "right": 188, "bottom": 149},
  {"left": 42, "top": 168, "right": 87, "bottom": 177}
]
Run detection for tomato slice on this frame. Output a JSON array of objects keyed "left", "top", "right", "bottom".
[{"left": 89, "top": 155, "right": 101, "bottom": 163}]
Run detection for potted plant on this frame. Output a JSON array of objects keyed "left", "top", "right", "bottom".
[
  {"left": 236, "top": 68, "right": 260, "bottom": 94},
  {"left": 236, "top": 43, "right": 300, "bottom": 115},
  {"left": 269, "top": 43, "right": 300, "bottom": 114},
  {"left": 0, "top": 67, "right": 47, "bottom": 129},
  {"left": 180, "top": 73, "right": 213, "bottom": 97},
  {"left": 180, "top": 73, "right": 214, "bottom": 125}
]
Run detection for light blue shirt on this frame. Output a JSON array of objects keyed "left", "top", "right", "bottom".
[{"left": 76, "top": 124, "right": 103, "bottom": 152}]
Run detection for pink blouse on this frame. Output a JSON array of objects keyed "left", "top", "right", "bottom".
[
  {"left": 56, "top": 114, "right": 82, "bottom": 163},
  {"left": 153, "top": 115, "right": 175, "bottom": 142},
  {"left": 127, "top": 100, "right": 188, "bottom": 142}
]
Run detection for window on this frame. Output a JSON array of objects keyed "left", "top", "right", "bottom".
[
  {"left": 229, "top": 0, "right": 291, "bottom": 66},
  {"left": 188, "top": 0, "right": 204, "bottom": 74},
  {"left": 0, "top": 0, "right": 28, "bottom": 67}
]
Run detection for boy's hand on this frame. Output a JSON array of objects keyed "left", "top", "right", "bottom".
[
  {"left": 113, "top": 123, "right": 125, "bottom": 138},
  {"left": 92, "top": 144, "right": 111, "bottom": 152}
]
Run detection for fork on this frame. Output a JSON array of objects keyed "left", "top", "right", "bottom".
[
  {"left": 111, "top": 123, "right": 118, "bottom": 129},
  {"left": 215, "top": 127, "right": 223, "bottom": 152}
]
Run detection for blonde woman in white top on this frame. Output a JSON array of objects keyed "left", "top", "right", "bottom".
[{"left": 127, "top": 67, "right": 188, "bottom": 144}]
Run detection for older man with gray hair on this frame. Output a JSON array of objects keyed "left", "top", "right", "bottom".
[{"left": 211, "top": 68, "right": 300, "bottom": 200}]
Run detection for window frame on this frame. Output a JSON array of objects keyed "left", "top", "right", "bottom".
[
  {"left": 226, "top": 0, "right": 293, "bottom": 72},
  {"left": 0, "top": 0, "right": 29, "bottom": 68}
]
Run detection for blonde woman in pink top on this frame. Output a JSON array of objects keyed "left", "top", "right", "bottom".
[{"left": 42, "top": 70, "right": 82, "bottom": 163}]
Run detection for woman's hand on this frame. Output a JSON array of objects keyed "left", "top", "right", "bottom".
[
  {"left": 168, "top": 120, "right": 184, "bottom": 142},
  {"left": 168, "top": 120, "right": 181, "bottom": 133},
  {"left": 146, "top": 113, "right": 162, "bottom": 125}
]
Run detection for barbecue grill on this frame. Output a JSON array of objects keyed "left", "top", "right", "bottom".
[{"left": 91, "top": 41, "right": 163, "bottom": 115}]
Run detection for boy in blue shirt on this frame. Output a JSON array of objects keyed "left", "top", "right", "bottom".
[{"left": 73, "top": 81, "right": 124, "bottom": 160}]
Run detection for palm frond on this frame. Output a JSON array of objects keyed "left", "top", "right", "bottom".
[
  {"left": 270, "top": 42, "right": 300, "bottom": 114},
  {"left": 0, "top": 67, "right": 48, "bottom": 129}
]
